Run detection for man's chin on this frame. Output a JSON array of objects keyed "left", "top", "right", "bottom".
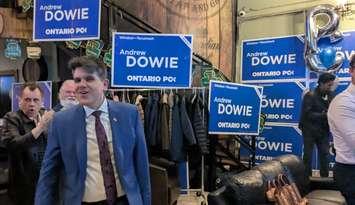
[
  {"left": 26, "top": 112, "right": 37, "bottom": 119},
  {"left": 78, "top": 100, "right": 90, "bottom": 106}
]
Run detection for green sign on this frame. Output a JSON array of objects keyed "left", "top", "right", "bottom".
[
  {"left": 22, "top": 0, "right": 33, "bottom": 12},
  {"left": 65, "top": 41, "right": 82, "bottom": 49},
  {"left": 85, "top": 40, "right": 104, "bottom": 59},
  {"left": 201, "top": 67, "right": 228, "bottom": 86},
  {"left": 103, "top": 48, "right": 112, "bottom": 67}
]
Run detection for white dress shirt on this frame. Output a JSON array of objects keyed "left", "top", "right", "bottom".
[
  {"left": 82, "top": 99, "right": 125, "bottom": 202},
  {"left": 328, "top": 83, "right": 355, "bottom": 164}
]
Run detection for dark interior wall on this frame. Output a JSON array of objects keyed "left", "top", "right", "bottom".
[{"left": 114, "top": 0, "right": 236, "bottom": 80}]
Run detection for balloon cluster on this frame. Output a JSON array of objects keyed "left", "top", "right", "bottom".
[{"left": 304, "top": 5, "right": 344, "bottom": 73}]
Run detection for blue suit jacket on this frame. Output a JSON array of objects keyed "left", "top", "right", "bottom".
[{"left": 35, "top": 100, "right": 151, "bottom": 205}]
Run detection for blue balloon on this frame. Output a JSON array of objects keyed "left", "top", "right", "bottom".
[{"left": 319, "top": 46, "right": 336, "bottom": 68}]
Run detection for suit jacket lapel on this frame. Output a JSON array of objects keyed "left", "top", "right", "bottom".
[
  {"left": 108, "top": 101, "right": 123, "bottom": 168},
  {"left": 75, "top": 106, "right": 88, "bottom": 182}
]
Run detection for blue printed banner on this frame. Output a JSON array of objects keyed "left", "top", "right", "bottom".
[
  {"left": 252, "top": 81, "right": 306, "bottom": 123},
  {"left": 254, "top": 125, "right": 303, "bottom": 163},
  {"left": 112, "top": 33, "right": 193, "bottom": 88},
  {"left": 12, "top": 81, "right": 52, "bottom": 111},
  {"left": 242, "top": 36, "right": 306, "bottom": 82},
  {"left": 208, "top": 81, "right": 263, "bottom": 135},
  {"left": 315, "top": 31, "right": 355, "bottom": 79},
  {"left": 33, "top": 0, "right": 101, "bottom": 41},
  {"left": 242, "top": 31, "right": 355, "bottom": 82}
]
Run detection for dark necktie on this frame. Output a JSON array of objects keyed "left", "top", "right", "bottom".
[{"left": 92, "top": 111, "right": 117, "bottom": 205}]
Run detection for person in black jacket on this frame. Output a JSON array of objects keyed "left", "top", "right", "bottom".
[
  {"left": 2, "top": 83, "right": 54, "bottom": 205},
  {"left": 299, "top": 73, "right": 336, "bottom": 177}
]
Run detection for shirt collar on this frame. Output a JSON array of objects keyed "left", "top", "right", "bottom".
[
  {"left": 83, "top": 98, "right": 108, "bottom": 118},
  {"left": 18, "top": 110, "right": 34, "bottom": 124}
]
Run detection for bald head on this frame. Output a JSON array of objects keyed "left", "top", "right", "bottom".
[{"left": 59, "top": 80, "right": 76, "bottom": 101}]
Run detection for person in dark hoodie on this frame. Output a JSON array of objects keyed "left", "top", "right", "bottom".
[{"left": 299, "top": 73, "right": 336, "bottom": 178}]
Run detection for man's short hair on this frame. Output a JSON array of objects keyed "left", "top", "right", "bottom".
[
  {"left": 318, "top": 73, "right": 336, "bottom": 85},
  {"left": 20, "top": 82, "right": 44, "bottom": 97},
  {"left": 68, "top": 56, "right": 107, "bottom": 80}
]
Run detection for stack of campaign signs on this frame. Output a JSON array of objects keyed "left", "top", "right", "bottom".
[{"left": 241, "top": 32, "right": 353, "bottom": 171}]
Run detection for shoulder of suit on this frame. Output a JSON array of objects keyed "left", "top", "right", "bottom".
[
  {"left": 108, "top": 100, "right": 137, "bottom": 111},
  {"left": 54, "top": 104, "right": 82, "bottom": 119}
]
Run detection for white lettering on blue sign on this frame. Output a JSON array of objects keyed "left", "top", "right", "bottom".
[
  {"left": 256, "top": 140, "right": 292, "bottom": 152},
  {"left": 282, "top": 70, "right": 294, "bottom": 76},
  {"left": 126, "top": 75, "right": 176, "bottom": 83},
  {"left": 246, "top": 52, "right": 268, "bottom": 57},
  {"left": 44, "top": 27, "right": 87, "bottom": 35},
  {"left": 127, "top": 75, "right": 161, "bottom": 82},
  {"left": 256, "top": 155, "right": 274, "bottom": 161},
  {"left": 126, "top": 56, "right": 178, "bottom": 68},
  {"left": 119, "top": 49, "right": 179, "bottom": 69},
  {"left": 45, "top": 28, "right": 74, "bottom": 35},
  {"left": 44, "top": 8, "right": 89, "bottom": 22},
  {"left": 251, "top": 54, "right": 296, "bottom": 66},
  {"left": 39, "top": 5, "right": 62, "bottom": 10},
  {"left": 217, "top": 122, "right": 251, "bottom": 129},
  {"left": 266, "top": 114, "right": 293, "bottom": 120},
  {"left": 213, "top": 97, "right": 232, "bottom": 104},
  {"left": 261, "top": 97, "right": 294, "bottom": 109},
  {"left": 120, "top": 49, "right": 146, "bottom": 56},
  {"left": 336, "top": 50, "right": 355, "bottom": 61},
  {"left": 338, "top": 67, "right": 349, "bottom": 74},
  {"left": 217, "top": 104, "right": 252, "bottom": 116},
  {"left": 218, "top": 122, "right": 240, "bottom": 128},
  {"left": 252, "top": 71, "right": 281, "bottom": 77}
]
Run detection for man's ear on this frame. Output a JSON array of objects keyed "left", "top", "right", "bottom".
[{"left": 103, "top": 79, "right": 109, "bottom": 89}]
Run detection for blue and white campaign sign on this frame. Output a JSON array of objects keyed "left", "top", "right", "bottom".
[
  {"left": 242, "top": 35, "right": 306, "bottom": 82},
  {"left": 208, "top": 81, "right": 263, "bottom": 135},
  {"left": 316, "top": 31, "right": 355, "bottom": 79},
  {"left": 253, "top": 81, "right": 306, "bottom": 123},
  {"left": 12, "top": 81, "right": 52, "bottom": 111},
  {"left": 251, "top": 125, "right": 303, "bottom": 164},
  {"left": 33, "top": 0, "right": 101, "bottom": 41},
  {"left": 112, "top": 33, "right": 193, "bottom": 88}
]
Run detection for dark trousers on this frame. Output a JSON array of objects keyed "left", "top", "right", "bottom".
[
  {"left": 334, "top": 162, "right": 355, "bottom": 205},
  {"left": 82, "top": 195, "right": 129, "bottom": 205},
  {"left": 302, "top": 132, "right": 329, "bottom": 177}
]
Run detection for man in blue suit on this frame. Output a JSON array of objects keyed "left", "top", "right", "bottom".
[{"left": 35, "top": 56, "right": 151, "bottom": 205}]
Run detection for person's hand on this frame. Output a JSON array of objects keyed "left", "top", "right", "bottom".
[
  {"left": 38, "top": 110, "right": 55, "bottom": 130},
  {"left": 32, "top": 110, "right": 55, "bottom": 139}
]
